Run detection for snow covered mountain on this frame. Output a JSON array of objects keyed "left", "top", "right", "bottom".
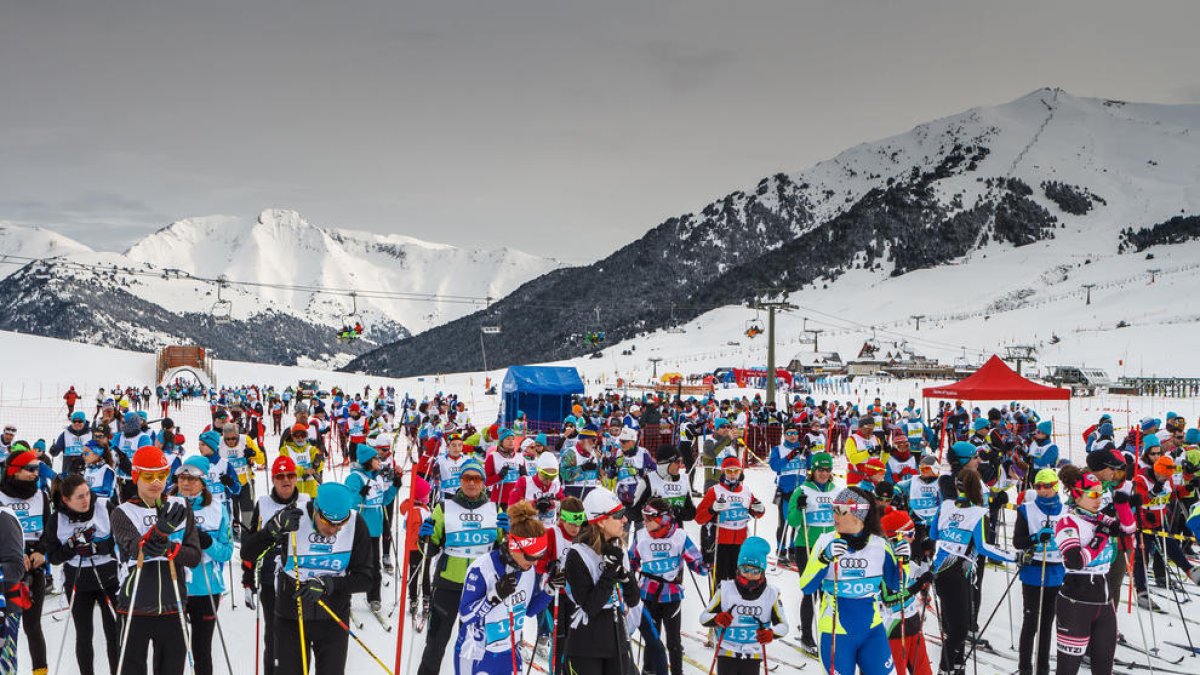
[
  {"left": 349, "top": 88, "right": 1200, "bottom": 377},
  {"left": 0, "top": 210, "right": 560, "bottom": 367}
]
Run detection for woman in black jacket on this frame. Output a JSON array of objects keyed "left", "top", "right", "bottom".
[
  {"left": 0, "top": 448, "right": 53, "bottom": 675},
  {"left": 44, "top": 473, "right": 121, "bottom": 675}
]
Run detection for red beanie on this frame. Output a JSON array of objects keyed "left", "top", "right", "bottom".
[
  {"left": 881, "top": 510, "right": 914, "bottom": 538},
  {"left": 5, "top": 451, "right": 37, "bottom": 477},
  {"left": 131, "top": 446, "right": 169, "bottom": 482}
]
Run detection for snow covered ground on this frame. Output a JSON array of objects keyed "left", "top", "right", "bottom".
[{"left": 2, "top": 330, "right": 1198, "bottom": 674}]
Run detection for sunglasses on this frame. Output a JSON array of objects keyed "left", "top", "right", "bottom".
[
  {"left": 274, "top": 473, "right": 298, "bottom": 480},
  {"left": 459, "top": 474, "right": 484, "bottom": 484},
  {"left": 176, "top": 472, "right": 204, "bottom": 481},
  {"left": 604, "top": 508, "right": 628, "bottom": 521},
  {"left": 785, "top": 431, "right": 799, "bottom": 436},
  {"left": 17, "top": 464, "right": 40, "bottom": 474},
  {"left": 140, "top": 469, "right": 170, "bottom": 482},
  {"left": 1077, "top": 488, "right": 1104, "bottom": 500},
  {"left": 1034, "top": 481, "right": 1059, "bottom": 490},
  {"left": 832, "top": 504, "right": 867, "bottom": 516}
]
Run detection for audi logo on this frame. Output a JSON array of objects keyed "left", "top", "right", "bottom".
[
  {"left": 647, "top": 542, "right": 673, "bottom": 552},
  {"left": 839, "top": 558, "right": 869, "bottom": 570},
  {"left": 507, "top": 590, "right": 529, "bottom": 605},
  {"left": 815, "top": 496, "right": 833, "bottom": 504},
  {"left": 4, "top": 502, "right": 30, "bottom": 511},
  {"left": 459, "top": 513, "right": 484, "bottom": 523},
  {"left": 195, "top": 515, "right": 208, "bottom": 526},
  {"left": 734, "top": 606, "right": 763, "bottom": 616},
  {"left": 949, "top": 513, "right": 965, "bottom": 524},
  {"left": 308, "top": 533, "right": 337, "bottom": 544},
  {"left": 142, "top": 515, "right": 159, "bottom": 526}
]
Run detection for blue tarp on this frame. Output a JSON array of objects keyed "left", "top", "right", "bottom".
[{"left": 502, "top": 366, "right": 584, "bottom": 428}]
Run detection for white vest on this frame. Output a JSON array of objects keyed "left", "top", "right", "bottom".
[
  {"left": 799, "top": 482, "right": 836, "bottom": 528},
  {"left": 443, "top": 499, "right": 498, "bottom": 559},
  {"left": 631, "top": 526, "right": 688, "bottom": 581},
  {"left": 114, "top": 496, "right": 189, "bottom": 578},
  {"left": 712, "top": 484, "right": 751, "bottom": 532},
  {"left": 257, "top": 493, "right": 312, "bottom": 526},
  {"left": 1021, "top": 492, "right": 1063, "bottom": 564},
  {"left": 437, "top": 454, "right": 469, "bottom": 495},
  {"left": 0, "top": 491, "right": 44, "bottom": 542},
  {"left": 281, "top": 513, "right": 358, "bottom": 582},
  {"left": 934, "top": 501, "right": 987, "bottom": 563},
  {"left": 712, "top": 579, "right": 780, "bottom": 657},
  {"left": 55, "top": 505, "right": 116, "bottom": 567},
  {"left": 906, "top": 477, "right": 941, "bottom": 524},
  {"left": 188, "top": 499, "right": 226, "bottom": 571},
  {"left": 647, "top": 472, "right": 690, "bottom": 510},
  {"left": 810, "top": 531, "right": 891, "bottom": 600},
  {"left": 475, "top": 555, "right": 538, "bottom": 651}
]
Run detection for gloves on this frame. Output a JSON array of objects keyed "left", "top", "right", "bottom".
[
  {"left": 580, "top": 459, "right": 598, "bottom": 471},
  {"left": 1096, "top": 515, "right": 1120, "bottom": 537},
  {"left": 713, "top": 611, "right": 733, "bottom": 628},
  {"left": 197, "top": 530, "right": 213, "bottom": 549},
  {"left": 392, "top": 472, "right": 404, "bottom": 488},
  {"left": 548, "top": 567, "right": 566, "bottom": 591},
  {"left": 1112, "top": 491, "right": 1129, "bottom": 505},
  {"left": 498, "top": 466, "right": 510, "bottom": 480},
  {"left": 892, "top": 539, "right": 911, "bottom": 561},
  {"left": 265, "top": 506, "right": 303, "bottom": 540},
  {"left": 535, "top": 496, "right": 554, "bottom": 513},
  {"left": 5, "top": 583, "right": 31, "bottom": 611},
  {"left": 818, "top": 538, "right": 849, "bottom": 564},
  {"left": 756, "top": 628, "right": 775, "bottom": 644},
  {"left": 992, "top": 491, "right": 1009, "bottom": 508},
  {"left": 359, "top": 484, "right": 371, "bottom": 498},
  {"left": 155, "top": 502, "right": 188, "bottom": 537},
  {"left": 297, "top": 576, "right": 331, "bottom": 602},
  {"left": 418, "top": 517, "right": 435, "bottom": 538},
  {"left": 220, "top": 473, "right": 236, "bottom": 490},
  {"left": 600, "top": 543, "right": 625, "bottom": 580},
  {"left": 141, "top": 535, "right": 169, "bottom": 558},
  {"left": 710, "top": 497, "right": 728, "bottom": 513},
  {"left": 748, "top": 500, "right": 766, "bottom": 517},
  {"left": 794, "top": 493, "right": 808, "bottom": 509},
  {"left": 496, "top": 512, "right": 510, "bottom": 533},
  {"left": 1129, "top": 493, "right": 1143, "bottom": 509},
  {"left": 1037, "top": 530, "right": 1053, "bottom": 544},
  {"left": 243, "top": 446, "right": 257, "bottom": 459},
  {"left": 244, "top": 587, "right": 258, "bottom": 610},
  {"left": 491, "top": 573, "right": 519, "bottom": 603}
]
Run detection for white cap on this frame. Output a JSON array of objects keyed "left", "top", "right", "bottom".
[
  {"left": 520, "top": 437, "right": 539, "bottom": 451},
  {"left": 629, "top": 405, "right": 641, "bottom": 413},
  {"left": 583, "top": 487, "right": 622, "bottom": 522},
  {"left": 617, "top": 427, "right": 639, "bottom": 442},
  {"left": 535, "top": 452, "right": 559, "bottom": 474}
]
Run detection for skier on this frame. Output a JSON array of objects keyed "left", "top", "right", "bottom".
[
  {"left": 543, "top": 496, "right": 585, "bottom": 674},
  {"left": 0, "top": 449, "right": 52, "bottom": 675},
  {"left": 343, "top": 443, "right": 400, "bottom": 615},
  {"left": 768, "top": 424, "right": 807, "bottom": 564},
  {"left": 113, "top": 412, "right": 153, "bottom": 501},
  {"left": 629, "top": 444, "right": 696, "bottom": 523},
  {"left": 799, "top": 487, "right": 903, "bottom": 675},
  {"left": 49, "top": 411, "right": 91, "bottom": 476},
  {"left": 511, "top": 451, "right": 564, "bottom": 527},
  {"left": 1054, "top": 472, "right": 1137, "bottom": 675},
  {"left": 1013, "top": 468, "right": 1064, "bottom": 675},
  {"left": 562, "top": 486, "right": 640, "bottom": 675},
  {"left": 879, "top": 510, "right": 934, "bottom": 675},
  {"left": 278, "top": 423, "right": 322, "bottom": 498},
  {"left": 700, "top": 536, "right": 788, "bottom": 675},
  {"left": 416, "top": 458, "right": 506, "bottom": 675},
  {"left": 173, "top": 456, "right": 235, "bottom": 675},
  {"left": 217, "top": 423, "right": 264, "bottom": 533},
  {"left": 844, "top": 415, "right": 885, "bottom": 485},
  {"left": 612, "top": 428, "right": 655, "bottom": 507},
  {"left": 484, "top": 429, "right": 524, "bottom": 509},
  {"left": 81, "top": 440, "right": 118, "bottom": 501},
  {"left": 930, "top": 466, "right": 1015, "bottom": 675},
  {"left": 196, "top": 431, "right": 243, "bottom": 515},
  {"left": 559, "top": 426, "right": 603, "bottom": 500},
  {"left": 432, "top": 431, "right": 471, "bottom": 501},
  {"left": 455, "top": 502, "right": 554, "bottom": 674},
  {"left": 45, "top": 472, "right": 120, "bottom": 675},
  {"left": 251, "top": 482, "right": 373, "bottom": 675},
  {"left": 240, "top": 456, "right": 311, "bottom": 675},
  {"left": 110, "top": 446, "right": 203, "bottom": 675},
  {"left": 628, "top": 497, "right": 708, "bottom": 675},
  {"left": 785, "top": 451, "right": 838, "bottom": 651},
  {"left": 695, "top": 456, "right": 767, "bottom": 582}
]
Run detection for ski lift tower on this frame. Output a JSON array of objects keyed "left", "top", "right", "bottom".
[
  {"left": 1004, "top": 344, "right": 1038, "bottom": 376},
  {"left": 748, "top": 290, "right": 798, "bottom": 406}
]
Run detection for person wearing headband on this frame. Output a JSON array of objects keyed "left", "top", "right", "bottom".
[
  {"left": 455, "top": 502, "right": 553, "bottom": 675},
  {"left": 799, "top": 486, "right": 904, "bottom": 675}
]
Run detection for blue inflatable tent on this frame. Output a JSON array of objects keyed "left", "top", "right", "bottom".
[{"left": 502, "top": 366, "right": 585, "bottom": 431}]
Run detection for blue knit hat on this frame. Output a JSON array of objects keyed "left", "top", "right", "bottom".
[
  {"left": 70, "top": 411, "right": 87, "bottom": 423},
  {"left": 199, "top": 430, "right": 222, "bottom": 452},
  {"left": 972, "top": 418, "right": 989, "bottom": 432},
  {"left": 534, "top": 432, "right": 548, "bottom": 446},
  {"left": 1143, "top": 433, "right": 1161, "bottom": 449},
  {"left": 315, "top": 483, "right": 356, "bottom": 524},
  {"left": 498, "top": 428, "right": 515, "bottom": 443},
  {"left": 356, "top": 443, "right": 378, "bottom": 466},
  {"left": 1186, "top": 429, "right": 1200, "bottom": 446},
  {"left": 737, "top": 536, "right": 771, "bottom": 571},
  {"left": 1099, "top": 414, "right": 1113, "bottom": 423},
  {"left": 459, "top": 458, "right": 485, "bottom": 479},
  {"left": 714, "top": 418, "right": 730, "bottom": 429},
  {"left": 1037, "top": 420, "right": 1053, "bottom": 436},
  {"left": 1141, "top": 417, "right": 1161, "bottom": 432},
  {"left": 181, "top": 455, "right": 211, "bottom": 476},
  {"left": 1097, "top": 423, "right": 1114, "bottom": 438},
  {"left": 951, "top": 441, "right": 978, "bottom": 462}
]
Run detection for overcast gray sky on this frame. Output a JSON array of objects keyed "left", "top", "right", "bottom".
[{"left": 3, "top": 0, "right": 1198, "bottom": 261}]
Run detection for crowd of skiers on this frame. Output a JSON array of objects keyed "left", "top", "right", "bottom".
[{"left": 2, "top": 383, "right": 1200, "bottom": 675}]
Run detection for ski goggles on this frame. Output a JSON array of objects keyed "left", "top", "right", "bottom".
[
  {"left": 176, "top": 465, "right": 206, "bottom": 479},
  {"left": 737, "top": 563, "right": 765, "bottom": 576},
  {"left": 138, "top": 469, "right": 171, "bottom": 483},
  {"left": 589, "top": 507, "right": 626, "bottom": 524},
  {"left": 641, "top": 503, "right": 671, "bottom": 522},
  {"left": 459, "top": 473, "right": 484, "bottom": 485},
  {"left": 831, "top": 503, "right": 869, "bottom": 517},
  {"left": 1033, "top": 481, "right": 1059, "bottom": 490},
  {"left": 1075, "top": 487, "right": 1104, "bottom": 500}
]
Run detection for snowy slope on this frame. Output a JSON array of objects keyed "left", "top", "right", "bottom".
[
  {"left": 0, "top": 222, "right": 92, "bottom": 277},
  {"left": 123, "top": 208, "right": 562, "bottom": 334},
  {"left": 354, "top": 88, "right": 1200, "bottom": 377}
]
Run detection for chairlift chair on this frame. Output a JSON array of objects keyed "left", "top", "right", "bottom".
[{"left": 211, "top": 276, "right": 232, "bottom": 325}]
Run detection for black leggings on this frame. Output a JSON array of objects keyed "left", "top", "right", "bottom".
[
  {"left": 1055, "top": 588, "right": 1116, "bottom": 675},
  {"left": 639, "top": 597, "right": 681, "bottom": 675},
  {"left": 565, "top": 656, "right": 622, "bottom": 675},
  {"left": 274, "top": 617, "right": 350, "bottom": 675},
  {"left": 119, "top": 614, "right": 188, "bottom": 675},
  {"left": 416, "top": 586, "right": 463, "bottom": 675},
  {"left": 67, "top": 584, "right": 120, "bottom": 675},
  {"left": 717, "top": 655, "right": 764, "bottom": 674},
  {"left": 795, "top": 547, "right": 817, "bottom": 642},
  {"left": 1019, "top": 583, "right": 1058, "bottom": 675},
  {"left": 1133, "top": 530, "right": 1192, "bottom": 591},
  {"left": 935, "top": 562, "right": 974, "bottom": 675},
  {"left": 186, "top": 595, "right": 222, "bottom": 675},
  {"left": 23, "top": 567, "right": 47, "bottom": 670}
]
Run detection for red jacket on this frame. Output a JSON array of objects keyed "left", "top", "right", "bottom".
[{"left": 695, "top": 483, "right": 764, "bottom": 546}]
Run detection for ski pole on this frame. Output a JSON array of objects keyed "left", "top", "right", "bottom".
[
  {"left": 51, "top": 572, "right": 80, "bottom": 674},
  {"left": 115, "top": 550, "right": 145, "bottom": 675},
  {"left": 547, "top": 592, "right": 560, "bottom": 674},
  {"left": 291, "top": 533, "right": 309, "bottom": 675},
  {"left": 706, "top": 624, "right": 727, "bottom": 675},
  {"left": 963, "top": 561, "right": 1021, "bottom": 665},
  {"left": 1155, "top": 534, "right": 1195, "bottom": 655},
  {"left": 166, "top": 554, "right": 196, "bottom": 675},
  {"left": 316, "top": 599, "right": 396, "bottom": 675},
  {"left": 829, "top": 557, "right": 839, "bottom": 675},
  {"left": 201, "top": 564, "right": 236, "bottom": 675},
  {"left": 1031, "top": 547, "right": 1049, "bottom": 675},
  {"left": 508, "top": 608, "right": 520, "bottom": 675}
]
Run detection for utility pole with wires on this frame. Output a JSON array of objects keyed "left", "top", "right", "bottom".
[{"left": 748, "top": 291, "right": 798, "bottom": 406}]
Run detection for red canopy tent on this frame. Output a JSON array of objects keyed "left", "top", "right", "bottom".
[
  {"left": 922, "top": 355, "right": 1073, "bottom": 459},
  {"left": 922, "top": 355, "right": 1071, "bottom": 401}
]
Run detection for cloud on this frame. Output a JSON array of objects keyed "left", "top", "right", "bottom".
[
  {"left": 638, "top": 41, "right": 737, "bottom": 92},
  {"left": 1175, "top": 83, "right": 1200, "bottom": 103},
  {"left": 0, "top": 194, "right": 172, "bottom": 249}
]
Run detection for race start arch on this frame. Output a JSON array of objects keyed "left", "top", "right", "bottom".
[{"left": 156, "top": 345, "right": 217, "bottom": 390}]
